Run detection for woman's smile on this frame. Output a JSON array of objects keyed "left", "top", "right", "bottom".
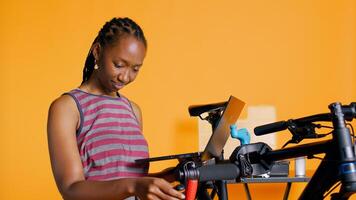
[{"left": 112, "top": 80, "right": 125, "bottom": 90}]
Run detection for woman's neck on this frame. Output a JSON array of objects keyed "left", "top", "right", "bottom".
[{"left": 80, "top": 76, "right": 118, "bottom": 98}]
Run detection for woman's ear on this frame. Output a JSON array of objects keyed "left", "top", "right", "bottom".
[{"left": 92, "top": 43, "right": 101, "bottom": 61}]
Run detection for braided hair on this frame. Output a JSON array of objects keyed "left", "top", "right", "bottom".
[{"left": 82, "top": 17, "right": 147, "bottom": 83}]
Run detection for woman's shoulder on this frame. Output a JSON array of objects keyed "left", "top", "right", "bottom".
[
  {"left": 120, "top": 94, "right": 141, "bottom": 111},
  {"left": 48, "top": 93, "right": 81, "bottom": 130},
  {"left": 49, "top": 93, "right": 79, "bottom": 116},
  {"left": 129, "top": 99, "right": 141, "bottom": 111}
]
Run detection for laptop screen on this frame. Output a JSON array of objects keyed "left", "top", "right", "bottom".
[{"left": 201, "top": 96, "right": 245, "bottom": 161}]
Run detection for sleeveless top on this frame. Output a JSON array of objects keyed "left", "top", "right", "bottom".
[{"left": 65, "top": 88, "right": 149, "bottom": 181}]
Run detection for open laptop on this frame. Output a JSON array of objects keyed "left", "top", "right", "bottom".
[{"left": 135, "top": 96, "right": 245, "bottom": 164}]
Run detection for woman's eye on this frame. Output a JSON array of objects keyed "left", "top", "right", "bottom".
[{"left": 115, "top": 64, "right": 123, "bottom": 68}]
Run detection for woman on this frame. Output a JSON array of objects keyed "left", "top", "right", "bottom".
[{"left": 47, "top": 17, "right": 185, "bottom": 200}]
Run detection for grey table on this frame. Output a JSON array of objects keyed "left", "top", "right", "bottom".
[{"left": 228, "top": 176, "right": 310, "bottom": 200}]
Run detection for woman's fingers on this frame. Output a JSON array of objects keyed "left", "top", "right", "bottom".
[
  {"left": 136, "top": 177, "right": 184, "bottom": 200},
  {"left": 162, "top": 187, "right": 185, "bottom": 199},
  {"left": 151, "top": 188, "right": 180, "bottom": 200},
  {"left": 153, "top": 178, "right": 185, "bottom": 200}
]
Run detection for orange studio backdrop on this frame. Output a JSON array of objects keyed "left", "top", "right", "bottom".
[{"left": 0, "top": 0, "right": 355, "bottom": 199}]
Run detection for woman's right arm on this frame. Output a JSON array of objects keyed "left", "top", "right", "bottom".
[{"left": 47, "top": 95, "right": 185, "bottom": 200}]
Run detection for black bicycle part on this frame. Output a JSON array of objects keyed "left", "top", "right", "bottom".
[
  {"left": 257, "top": 102, "right": 356, "bottom": 199},
  {"left": 254, "top": 102, "right": 356, "bottom": 136},
  {"left": 175, "top": 160, "right": 241, "bottom": 200},
  {"left": 329, "top": 103, "right": 356, "bottom": 199},
  {"left": 188, "top": 101, "right": 227, "bottom": 117},
  {"left": 229, "top": 142, "right": 273, "bottom": 176}
]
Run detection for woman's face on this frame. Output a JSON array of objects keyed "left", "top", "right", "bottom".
[{"left": 94, "top": 35, "right": 146, "bottom": 94}]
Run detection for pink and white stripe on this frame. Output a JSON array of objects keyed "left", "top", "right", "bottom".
[{"left": 65, "top": 89, "right": 149, "bottom": 181}]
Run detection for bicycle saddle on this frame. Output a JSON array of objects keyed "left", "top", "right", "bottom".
[{"left": 188, "top": 101, "right": 227, "bottom": 116}]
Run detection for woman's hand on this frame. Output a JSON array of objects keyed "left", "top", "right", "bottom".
[
  {"left": 148, "top": 167, "right": 178, "bottom": 183},
  {"left": 133, "top": 177, "right": 185, "bottom": 200}
]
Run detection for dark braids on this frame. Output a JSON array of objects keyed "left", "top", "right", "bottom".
[{"left": 82, "top": 17, "right": 147, "bottom": 83}]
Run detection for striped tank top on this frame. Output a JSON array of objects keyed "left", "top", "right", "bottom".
[{"left": 66, "top": 88, "right": 149, "bottom": 181}]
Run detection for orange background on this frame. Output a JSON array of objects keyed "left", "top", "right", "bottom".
[{"left": 0, "top": 0, "right": 355, "bottom": 199}]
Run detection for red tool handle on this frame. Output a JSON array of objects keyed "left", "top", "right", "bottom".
[{"left": 185, "top": 179, "right": 198, "bottom": 200}]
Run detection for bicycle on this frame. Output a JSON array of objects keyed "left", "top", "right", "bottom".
[{"left": 175, "top": 102, "right": 356, "bottom": 200}]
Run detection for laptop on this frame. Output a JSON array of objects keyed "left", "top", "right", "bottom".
[{"left": 135, "top": 96, "right": 245, "bottom": 164}]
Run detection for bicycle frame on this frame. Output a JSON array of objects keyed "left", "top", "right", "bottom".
[{"left": 263, "top": 140, "right": 341, "bottom": 199}]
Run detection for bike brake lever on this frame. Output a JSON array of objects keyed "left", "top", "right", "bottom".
[{"left": 174, "top": 184, "right": 185, "bottom": 191}]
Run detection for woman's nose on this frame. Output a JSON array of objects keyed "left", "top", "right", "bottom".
[{"left": 118, "top": 68, "right": 130, "bottom": 84}]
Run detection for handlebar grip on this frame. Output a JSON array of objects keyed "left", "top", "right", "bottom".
[
  {"left": 254, "top": 121, "right": 288, "bottom": 136},
  {"left": 185, "top": 179, "right": 198, "bottom": 200},
  {"left": 198, "top": 163, "right": 240, "bottom": 182}
]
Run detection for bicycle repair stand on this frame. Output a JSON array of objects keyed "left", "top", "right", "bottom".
[{"left": 229, "top": 126, "right": 304, "bottom": 200}]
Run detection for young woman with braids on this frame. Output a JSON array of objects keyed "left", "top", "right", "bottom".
[{"left": 47, "top": 17, "right": 185, "bottom": 200}]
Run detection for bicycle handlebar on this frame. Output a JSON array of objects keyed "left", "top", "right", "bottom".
[
  {"left": 254, "top": 102, "right": 356, "bottom": 136},
  {"left": 177, "top": 163, "right": 240, "bottom": 182},
  {"left": 198, "top": 163, "right": 240, "bottom": 182},
  {"left": 254, "top": 121, "right": 288, "bottom": 136}
]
